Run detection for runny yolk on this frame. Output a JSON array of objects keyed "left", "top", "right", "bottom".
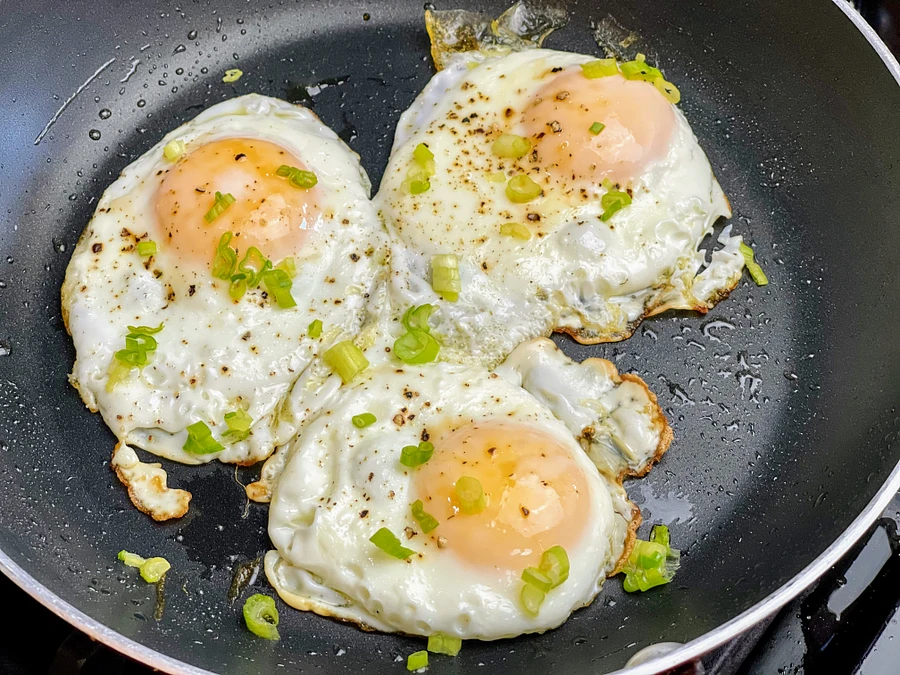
[
  {"left": 520, "top": 71, "right": 675, "bottom": 186},
  {"left": 155, "top": 137, "right": 319, "bottom": 268},
  {"left": 413, "top": 421, "right": 589, "bottom": 572}
]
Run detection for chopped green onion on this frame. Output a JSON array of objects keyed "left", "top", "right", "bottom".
[
  {"left": 352, "top": 412, "right": 377, "bottom": 428},
  {"left": 407, "top": 650, "right": 429, "bottom": 671},
  {"left": 620, "top": 59, "right": 664, "bottom": 83},
  {"left": 228, "top": 272, "right": 248, "bottom": 302},
  {"left": 243, "top": 594, "right": 280, "bottom": 640},
  {"left": 581, "top": 58, "right": 619, "bottom": 79},
  {"left": 163, "top": 139, "right": 186, "bottom": 162},
  {"left": 109, "top": 323, "right": 164, "bottom": 390},
  {"left": 521, "top": 566, "right": 553, "bottom": 593},
  {"left": 394, "top": 328, "right": 440, "bottom": 364},
  {"left": 454, "top": 476, "right": 486, "bottom": 515},
  {"left": 499, "top": 222, "right": 531, "bottom": 241},
  {"left": 427, "top": 634, "right": 462, "bottom": 656},
  {"left": 204, "top": 191, "right": 235, "bottom": 223},
  {"left": 308, "top": 319, "right": 323, "bottom": 338},
  {"left": 369, "top": 527, "right": 415, "bottom": 560},
  {"left": 405, "top": 143, "right": 436, "bottom": 194},
  {"left": 589, "top": 121, "right": 606, "bottom": 135},
  {"left": 400, "top": 441, "right": 434, "bottom": 468},
  {"left": 654, "top": 77, "right": 681, "bottom": 104},
  {"left": 402, "top": 304, "right": 434, "bottom": 333},
  {"left": 487, "top": 171, "right": 507, "bottom": 183},
  {"left": 506, "top": 174, "right": 542, "bottom": 203},
  {"left": 323, "top": 340, "right": 369, "bottom": 383},
  {"left": 140, "top": 557, "right": 171, "bottom": 583},
  {"left": 127, "top": 323, "right": 164, "bottom": 335},
  {"left": 492, "top": 133, "right": 531, "bottom": 159},
  {"left": 223, "top": 68, "right": 243, "bottom": 83},
  {"left": 411, "top": 499, "right": 439, "bottom": 534},
  {"left": 212, "top": 231, "right": 238, "bottom": 280},
  {"left": 520, "top": 582, "right": 545, "bottom": 616},
  {"left": 118, "top": 550, "right": 146, "bottom": 568},
  {"left": 431, "top": 254, "right": 461, "bottom": 302},
  {"left": 621, "top": 524, "right": 680, "bottom": 592},
  {"left": 182, "top": 420, "right": 224, "bottom": 455},
  {"left": 600, "top": 189, "right": 632, "bottom": 221},
  {"left": 223, "top": 408, "right": 252, "bottom": 442},
  {"left": 237, "top": 247, "right": 271, "bottom": 287},
  {"left": 539, "top": 545, "right": 570, "bottom": 588},
  {"left": 740, "top": 242, "right": 769, "bottom": 286},
  {"left": 275, "top": 164, "right": 318, "bottom": 189},
  {"left": 275, "top": 256, "right": 297, "bottom": 278},
  {"left": 137, "top": 240, "right": 158, "bottom": 257},
  {"left": 413, "top": 142, "right": 436, "bottom": 173},
  {"left": 409, "top": 179, "right": 431, "bottom": 195},
  {"left": 262, "top": 269, "right": 296, "bottom": 309}
]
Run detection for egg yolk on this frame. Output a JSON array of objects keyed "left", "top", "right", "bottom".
[
  {"left": 156, "top": 138, "right": 319, "bottom": 267},
  {"left": 520, "top": 71, "right": 675, "bottom": 186},
  {"left": 413, "top": 421, "right": 590, "bottom": 572}
]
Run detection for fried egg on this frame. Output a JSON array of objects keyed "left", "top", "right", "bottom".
[
  {"left": 265, "top": 338, "right": 670, "bottom": 639},
  {"left": 62, "top": 95, "right": 388, "bottom": 472},
  {"left": 376, "top": 48, "right": 744, "bottom": 368}
]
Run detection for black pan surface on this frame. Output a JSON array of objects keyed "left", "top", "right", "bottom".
[{"left": 1, "top": 0, "right": 900, "bottom": 673}]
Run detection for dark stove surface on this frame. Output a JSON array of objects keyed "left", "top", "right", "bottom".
[{"left": 3, "top": 2, "right": 899, "bottom": 674}]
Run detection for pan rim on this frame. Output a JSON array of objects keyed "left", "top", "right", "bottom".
[{"left": 0, "top": 2, "right": 898, "bottom": 674}]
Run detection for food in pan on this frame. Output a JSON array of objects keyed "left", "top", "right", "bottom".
[
  {"left": 264, "top": 338, "right": 671, "bottom": 639},
  {"left": 61, "top": 95, "right": 387, "bottom": 517}
]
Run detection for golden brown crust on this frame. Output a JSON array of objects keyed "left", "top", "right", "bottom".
[
  {"left": 610, "top": 500, "right": 642, "bottom": 576},
  {"left": 616, "top": 373, "right": 674, "bottom": 481},
  {"left": 111, "top": 442, "right": 191, "bottom": 521}
]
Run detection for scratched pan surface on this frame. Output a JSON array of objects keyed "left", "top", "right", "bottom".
[{"left": 1, "top": 0, "right": 900, "bottom": 673}]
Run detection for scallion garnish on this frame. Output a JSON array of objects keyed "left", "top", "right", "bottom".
[
  {"left": 539, "top": 545, "right": 570, "bottom": 588},
  {"left": 589, "top": 121, "right": 605, "bottom": 135},
  {"left": 431, "top": 254, "right": 461, "bottom": 302},
  {"left": 506, "top": 174, "right": 542, "bottom": 203},
  {"left": 323, "top": 340, "right": 369, "bottom": 383},
  {"left": 404, "top": 143, "right": 436, "bottom": 194},
  {"left": 580, "top": 58, "right": 619, "bottom": 79},
  {"left": 182, "top": 420, "right": 224, "bottom": 455},
  {"left": 600, "top": 188, "right": 632, "bottom": 221},
  {"left": 223, "top": 68, "right": 243, "bottom": 83},
  {"left": 400, "top": 441, "right": 434, "bottom": 468},
  {"left": 520, "top": 582, "right": 545, "bottom": 616},
  {"left": 275, "top": 164, "right": 318, "bottom": 189},
  {"left": 620, "top": 58, "right": 664, "bottom": 83},
  {"left": 237, "top": 247, "right": 270, "bottom": 287},
  {"left": 139, "top": 557, "right": 171, "bottom": 583},
  {"left": 223, "top": 408, "right": 252, "bottom": 442},
  {"left": 308, "top": 319, "right": 323, "bottom": 339},
  {"left": 407, "top": 650, "right": 429, "bottom": 672},
  {"left": 621, "top": 524, "right": 680, "bottom": 592},
  {"left": 369, "top": 527, "right": 415, "bottom": 560},
  {"left": 352, "top": 412, "right": 376, "bottom": 428},
  {"left": 108, "top": 323, "right": 164, "bottom": 391},
  {"left": 491, "top": 133, "right": 531, "bottom": 159},
  {"left": 163, "top": 139, "right": 186, "bottom": 162},
  {"left": 521, "top": 566, "right": 553, "bottom": 593},
  {"left": 427, "top": 634, "right": 462, "bottom": 656},
  {"left": 411, "top": 499, "right": 439, "bottom": 534},
  {"left": 229, "top": 272, "right": 248, "bottom": 302},
  {"left": 275, "top": 256, "right": 297, "bottom": 278},
  {"left": 204, "top": 191, "right": 235, "bottom": 223},
  {"left": 740, "top": 242, "right": 769, "bottom": 286},
  {"left": 212, "top": 231, "right": 238, "bottom": 280},
  {"left": 118, "top": 550, "right": 146, "bottom": 568},
  {"left": 454, "top": 476, "right": 486, "bottom": 515},
  {"left": 499, "top": 222, "right": 531, "bottom": 241},
  {"left": 401, "top": 304, "right": 433, "bottom": 333},
  {"left": 394, "top": 305, "right": 440, "bottom": 365},
  {"left": 262, "top": 269, "right": 296, "bottom": 309},
  {"left": 243, "top": 594, "right": 279, "bottom": 640},
  {"left": 137, "top": 240, "right": 158, "bottom": 257}
]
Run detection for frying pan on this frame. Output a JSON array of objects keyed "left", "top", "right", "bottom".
[{"left": 1, "top": 0, "right": 899, "bottom": 673}]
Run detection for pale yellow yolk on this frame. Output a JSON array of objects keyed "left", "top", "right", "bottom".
[
  {"left": 156, "top": 138, "right": 319, "bottom": 267},
  {"left": 521, "top": 71, "right": 675, "bottom": 186},
  {"left": 413, "top": 421, "right": 589, "bottom": 572}
]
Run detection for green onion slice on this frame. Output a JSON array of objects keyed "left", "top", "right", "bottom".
[
  {"left": 621, "top": 525, "right": 680, "bottom": 592},
  {"left": 740, "top": 242, "right": 769, "bottom": 286},
  {"left": 212, "top": 231, "right": 238, "bottom": 280},
  {"left": 413, "top": 142, "right": 435, "bottom": 173},
  {"left": 140, "top": 557, "right": 171, "bottom": 583},
  {"left": 137, "top": 240, "right": 158, "bottom": 257},
  {"left": 427, "top": 634, "right": 462, "bottom": 656},
  {"left": 223, "top": 408, "right": 252, "bottom": 442},
  {"left": 431, "top": 254, "right": 461, "bottom": 302},
  {"left": 521, "top": 566, "right": 553, "bottom": 593},
  {"left": 237, "top": 247, "right": 271, "bottom": 287},
  {"left": 109, "top": 323, "right": 164, "bottom": 390},
  {"left": 581, "top": 58, "right": 619, "bottom": 79},
  {"left": 163, "top": 139, "right": 185, "bottom": 162},
  {"left": 506, "top": 174, "right": 542, "bottom": 203},
  {"left": 229, "top": 272, "right": 248, "bottom": 302},
  {"left": 183, "top": 420, "right": 224, "bottom": 455},
  {"left": 323, "top": 340, "right": 369, "bottom": 383},
  {"left": 275, "top": 256, "right": 297, "bottom": 278},
  {"left": 262, "top": 269, "right": 297, "bottom": 309},
  {"left": 243, "top": 594, "right": 280, "bottom": 640},
  {"left": 308, "top": 319, "right": 323, "bottom": 338},
  {"left": 454, "top": 476, "right": 486, "bottom": 515},
  {"left": 409, "top": 179, "right": 431, "bottom": 195},
  {"left": 405, "top": 143, "right": 436, "bottom": 194},
  {"left": 400, "top": 441, "right": 434, "bottom": 468},
  {"left": 492, "top": 133, "right": 531, "bottom": 159},
  {"left": 411, "top": 499, "right": 439, "bottom": 534},
  {"left": 118, "top": 550, "right": 146, "bottom": 568},
  {"left": 589, "top": 121, "right": 606, "bottom": 135},
  {"left": 223, "top": 68, "right": 243, "bottom": 83},
  {"left": 499, "top": 222, "right": 531, "bottom": 241},
  {"left": 402, "top": 304, "right": 434, "bottom": 333},
  {"left": 276, "top": 164, "right": 318, "bottom": 189},
  {"left": 352, "top": 412, "right": 377, "bottom": 429},
  {"left": 539, "top": 545, "right": 570, "bottom": 588},
  {"left": 369, "top": 527, "right": 415, "bottom": 560},
  {"left": 620, "top": 59, "right": 664, "bottom": 82},
  {"left": 204, "top": 191, "right": 235, "bottom": 223},
  {"left": 654, "top": 77, "right": 681, "bottom": 104},
  {"left": 407, "top": 650, "right": 429, "bottom": 671},
  {"left": 520, "top": 582, "right": 545, "bottom": 616},
  {"left": 394, "top": 329, "right": 440, "bottom": 365},
  {"left": 600, "top": 189, "right": 632, "bottom": 221}
]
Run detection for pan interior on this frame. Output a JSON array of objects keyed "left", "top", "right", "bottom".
[{"left": 1, "top": 0, "right": 900, "bottom": 672}]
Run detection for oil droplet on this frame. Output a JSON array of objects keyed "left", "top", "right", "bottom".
[
  {"left": 0, "top": 280, "right": 7, "bottom": 289},
  {"left": 187, "top": 29, "right": 198, "bottom": 40},
  {"left": 0, "top": 342, "right": 10, "bottom": 357},
  {"left": 68, "top": 194, "right": 78, "bottom": 201},
  {"left": 200, "top": 67, "right": 209, "bottom": 74},
  {"left": 88, "top": 129, "right": 101, "bottom": 140},
  {"left": 175, "top": 67, "right": 184, "bottom": 75},
  {"left": 363, "top": 12, "right": 371, "bottom": 20},
  {"left": 173, "top": 44, "right": 186, "bottom": 54},
  {"left": 52, "top": 238, "right": 67, "bottom": 253},
  {"left": 137, "top": 99, "right": 146, "bottom": 108},
  {"left": 99, "top": 108, "right": 112, "bottom": 119}
]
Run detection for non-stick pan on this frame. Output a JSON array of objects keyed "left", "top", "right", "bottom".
[{"left": 1, "top": 0, "right": 900, "bottom": 673}]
